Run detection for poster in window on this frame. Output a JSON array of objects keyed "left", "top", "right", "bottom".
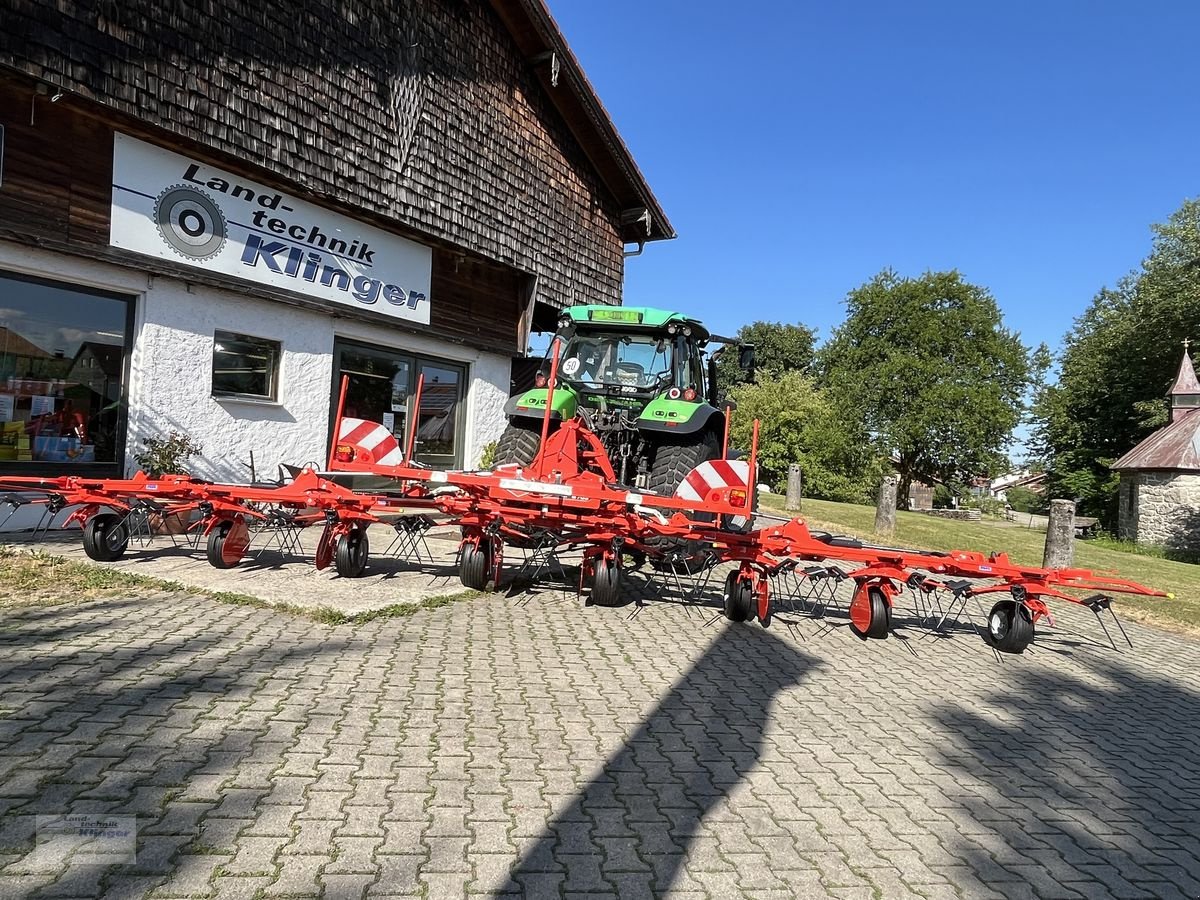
[
  {"left": 0, "top": 394, "right": 12, "bottom": 422},
  {"left": 30, "top": 395, "right": 55, "bottom": 418}
]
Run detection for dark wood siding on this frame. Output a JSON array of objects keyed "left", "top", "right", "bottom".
[
  {"left": 0, "top": 0, "right": 626, "bottom": 314},
  {"left": 0, "top": 77, "right": 530, "bottom": 355}
]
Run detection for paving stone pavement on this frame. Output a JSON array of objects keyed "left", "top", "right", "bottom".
[{"left": 2, "top": 564, "right": 1200, "bottom": 899}]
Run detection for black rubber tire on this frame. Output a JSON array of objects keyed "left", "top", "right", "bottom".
[
  {"left": 591, "top": 557, "right": 622, "bottom": 607},
  {"left": 460, "top": 541, "right": 492, "bottom": 590},
  {"left": 648, "top": 427, "right": 722, "bottom": 496},
  {"left": 987, "top": 599, "right": 1035, "bottom": 654},
  {"left": 206, "top": 522, "right": 238, "bottom": 569},
  {"left": 723, "top": 571, "right": 755, "bottom": 622},
  {"left": 82, "top": 513, "right": 129, "bottom": 562},
  {"left": 335, "top": 527, "right": 370, "bottom": 578},
  {"left": 493, "top": 421, "right": 544, "bottom": 469},
  {"left": 865, "top": 586, "right": 891, "bottom": 640},
  {"left": 648, "top": 429, "right": 722, "bottom": 571}
]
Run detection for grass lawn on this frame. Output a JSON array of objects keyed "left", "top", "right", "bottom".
[
  {"left": 762, "top": 494, "right": 1200, "bottom": 635},
  {"left": 0, "top": 545, "right": 478, "bottom": 625}
]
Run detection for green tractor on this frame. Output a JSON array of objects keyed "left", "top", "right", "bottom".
[{"left": 495, "top": 305, "right": 755, "bottom": 497}]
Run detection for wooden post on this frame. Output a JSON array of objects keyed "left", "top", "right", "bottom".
[
  {"left": 1043, "top": 498, "right": 1076, "bottom": 568},
  {"left": 874, "top": 475, "right": 898, "bottom": 536},
  {"left": 785, "top": 463, "right": 802, "bottom": 511}
]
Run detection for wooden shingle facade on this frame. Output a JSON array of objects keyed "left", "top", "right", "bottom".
[{"left": 0, "top": 0, "right": 672, "bottom": 350}]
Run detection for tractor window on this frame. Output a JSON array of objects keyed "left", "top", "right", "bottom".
[{"left": 560, "top": 333, "right": 673, "bottom": 389}]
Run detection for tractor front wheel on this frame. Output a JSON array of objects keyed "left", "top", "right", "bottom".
[{"left": 493, "top": 421, "right": 544, "bottom": 469}]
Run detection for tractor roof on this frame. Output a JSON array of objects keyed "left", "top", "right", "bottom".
[{"left": 563, "top": 305, "right": 709, "bottom": 340}]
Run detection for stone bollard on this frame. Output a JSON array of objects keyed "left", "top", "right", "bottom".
[
  {"left": 785, "top": 464, "right": 803, "bottom": 511},
  {"left": 874, "top": 475, "right": 898, "bottom": 536},
  {"left": 1043, "top": 498, "right": 1076, "bottom": 568}
]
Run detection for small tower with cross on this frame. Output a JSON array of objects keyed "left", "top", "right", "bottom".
[{"left": 1169, "top": 337, "right": 1200, "bottom": 423}]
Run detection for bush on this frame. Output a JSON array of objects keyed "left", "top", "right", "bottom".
[
  {"left": 932, "top": 484, "right": 955, "bottom": 509},
  {"left": 133, "top": 431, "right": 202, "bottom": 477},
  {"left": 961, "top": 494, "right": 1006, "bottom": 518},
  {"left": 478, "top": 440, "right": 497, "bottom": 469},
  {"left": 727, "top": 372, "right": 884, "bottom": 504},
  {"left": 1005, "top": 485, "right": 1046, "bottom": 514}
]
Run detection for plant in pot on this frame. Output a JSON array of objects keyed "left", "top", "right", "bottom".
[{"left": 133, "top": 431, "right": 203, "bottom": 534}]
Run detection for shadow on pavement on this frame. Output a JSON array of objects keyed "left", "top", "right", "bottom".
[
  {"left": 498, "top": 624, "right": 817, "bottom": 897},
  {"left": 930, "top": 650, "right": 1200, "bottom": 896}
]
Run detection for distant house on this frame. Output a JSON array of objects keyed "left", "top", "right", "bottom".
[
  {"left": 989, "top": 470, "right": 1046, "bottom": 503},
  {"left": 66, "top": 341, "right": 124, "bottom": 404},
  {"left": 1111, "top": 346, "right": 1200, "bottom": 548}
]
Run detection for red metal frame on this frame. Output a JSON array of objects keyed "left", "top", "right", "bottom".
[{"left": 0, "top": 404, "right": 1170, "bottom": 653}]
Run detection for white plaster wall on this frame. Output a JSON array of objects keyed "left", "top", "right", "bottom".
[
  {"left": 132, "top": 281, "right": 333, "bottom": 481},
  {"left": 0, "top": 240, "right": 512, "bottom": 520}
]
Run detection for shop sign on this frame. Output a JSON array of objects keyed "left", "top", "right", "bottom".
[{"left": 110, "top": 133, "right": 432, "bottom": 325}]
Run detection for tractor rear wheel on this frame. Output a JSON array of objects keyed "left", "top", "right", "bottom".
[
  {"left": 649, "top": 428, "right": 722, "bottom": 571},
  {"left": 648, "top": 428, "right": 722, "bottom": 497},
  {"left": 83, "top": 513, "right": 129, "bottom": 562},
  {"left": 493, "top": 421, "right": 543, "bottom": 469}
]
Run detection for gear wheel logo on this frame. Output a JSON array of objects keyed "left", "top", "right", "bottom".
[{"left": 153, "top": 184, "right": 228, "bottom": 260}]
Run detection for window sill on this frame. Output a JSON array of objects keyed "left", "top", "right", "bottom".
[{"left": 213, "top": 394, "right": 285, "bottom": 408}]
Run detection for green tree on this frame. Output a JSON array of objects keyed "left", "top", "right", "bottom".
[
  {"left": 1033, "top": 198, "right": 1200, "bottom": 525},
  {"left": 821, "top": 269, "right": 1032, "bottom": 507},
  {"left": 727, "top": 371, "right": 883, "bottom": 503},
  {"left": 716, "top": 320, "right": 816, "bottom": 390}
]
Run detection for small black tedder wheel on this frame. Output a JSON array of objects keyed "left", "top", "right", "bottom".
[
  {"left": 850, "top": 585, "right": 891, "bottom": 640},
  {"left": 82, "top": 513, "right": 129, "bottom": 562},
  {"left": 459, "top": 541, "right": 492, "bottom": 590},
  {"left": 335, "top": 527, "right": 370, "bottom": 578},
  {"left": 591, "top": 557, "right": 622, "bottom": 607},
  {"left": 987, "top": 599, "right": 1035, "bottom": 654},
  {"left": 206, "top": 522, "right": 238, "bottom": 569},
  {"left": 723, "top": 571, "right": 755, "bottom": 622}
]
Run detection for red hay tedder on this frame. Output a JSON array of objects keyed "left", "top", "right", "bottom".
[{"left": 0, "top": 346, "right": 1169, "bottom": 656}]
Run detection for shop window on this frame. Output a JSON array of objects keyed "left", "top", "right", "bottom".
[
  {"left": 0, "top": 269, "right": 132, "bottom": 469},
  {"left": 212, "top": 331, "right": 280, "bottom": 401}
]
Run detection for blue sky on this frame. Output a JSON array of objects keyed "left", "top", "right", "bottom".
[{"left": 552, "top": 1, "right": 1199, "bottom": 356}]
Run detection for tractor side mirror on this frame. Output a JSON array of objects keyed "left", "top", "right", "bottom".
[{"left": 738, "top": 345, "right": 756, "bottom": 373}]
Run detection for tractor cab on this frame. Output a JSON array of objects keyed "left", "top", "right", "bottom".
[
  {"left": 540, "top": 306, "right": 710, "bottom": 407},
  {"left": 498, "top": 305, "right": 753, "bottom": 493}
]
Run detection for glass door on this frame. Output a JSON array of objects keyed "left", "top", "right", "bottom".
[
  {"left": 331, "top": 340, "right": 466, "bottom": 470},
  {"left": 414, "top": 362, "right": 463, "bottom": 470}
]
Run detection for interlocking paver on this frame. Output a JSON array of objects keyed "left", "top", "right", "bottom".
[{"left": 2, "top": 557, "right": 1200, "bottom": 900}]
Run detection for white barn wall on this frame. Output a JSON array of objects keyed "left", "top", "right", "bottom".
[{"left": 132, "top": 278, "right": 333, "bottom": 481}]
